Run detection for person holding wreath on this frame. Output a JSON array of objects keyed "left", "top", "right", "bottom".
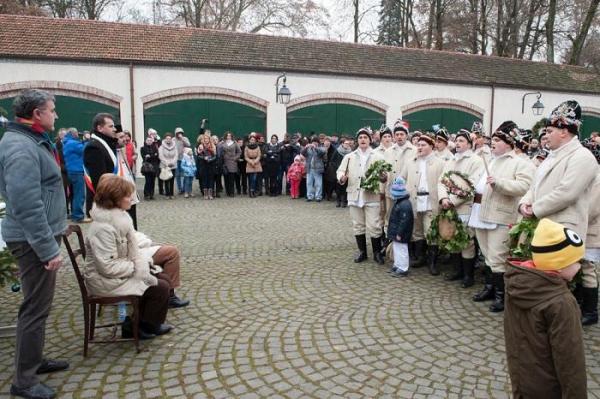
[
  {"left": 437, "top": 129, "right": 484, "bottom": 287},
  {"left": 468, "top": 126, "right": 534, "bottom": 312},
  {"left": 337, "top": 127, "right": 388, "bottom": 264}
]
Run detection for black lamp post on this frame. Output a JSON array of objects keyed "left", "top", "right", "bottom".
[
  {"left": 275, "top": 73, "right": 291, "bottom": 105},
  {"left": 522, "top": 92, "right": 545, "bottom": 116}
]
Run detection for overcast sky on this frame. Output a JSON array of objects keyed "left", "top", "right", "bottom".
[{"left": 108, "top": 0, "right": 380, "bottom": 43}]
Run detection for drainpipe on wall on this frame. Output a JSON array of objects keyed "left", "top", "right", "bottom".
[
  {"left": 129, "top": 63, "right": 136, "bottom": 142},
  {"left": 489, "top": 83, "right": 495, "bottom": 134}
]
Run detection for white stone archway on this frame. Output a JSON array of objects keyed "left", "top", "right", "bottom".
[
  {"left": 141, "top": 86, "right": 268, "bottom": 113},
  {"left": 0, "top": 81, "right": 122, "bottom": 108},
  {"left": 401, "top": 98, "right": 484, "bottom": 118},
  {"left": 287, "top": 92, "right": 388, "bottom": 114}
]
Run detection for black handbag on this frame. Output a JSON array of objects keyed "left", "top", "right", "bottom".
[{"left": 141, "top": 161, "right": 155, "bottom": 174}]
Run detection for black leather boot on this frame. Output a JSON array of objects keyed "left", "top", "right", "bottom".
[
  {"left": 427, "top": 245, "right": 440, "bottom": 276},
  {"left": 461, "top": 257, "right": 475, "bottom": 288},
  {"left": 581, "top": 287, "right": 599, "bottom": 326},
  {"left": 371, "top": 237, "right": 385, "bottom": 265},
  {"left": 444, "top": 253, "right": 463, "bottom": 281},
  {"left": 354, "top": 234, "right": 368, "bottom": 263},
  {"left": 489, "top": 273, "right": 505, "bottom": 312},
  {"left": 409, "top": 240, "right": 426, "bottom": 268},
  {"left": 473, "top": 266, "right": 494, "bottom": 302}
]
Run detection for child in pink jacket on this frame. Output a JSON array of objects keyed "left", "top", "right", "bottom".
[{"left": 287, "top": 155, "right": 305, "bottom": 199}]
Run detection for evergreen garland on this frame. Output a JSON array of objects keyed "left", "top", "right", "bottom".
[
  {"left": 360, "top": 160, "right": 392, "bottom": 193},
  {"left": 507, "top": 218, "right": 539, "bottom": 259},
  {"left": 427, "top": 208, "right": 471, "bottom": 253}
]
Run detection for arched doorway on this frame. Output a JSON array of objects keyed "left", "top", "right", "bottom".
[
  {"left": 402, "top": 99, "right": 484, "bottom": 133},
  {"left": 0, "top": 82, "right": 121, "bottom": 135},
  {"left": 142, "top": 87, "right": 268, "bottom": 142},
  {"left": 286, "top": 93, "right": 387, "bottom": 136},
  {"left": 581, "top": 108, "right": 600, "bottom": 139}
]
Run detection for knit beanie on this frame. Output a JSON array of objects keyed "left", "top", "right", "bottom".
[
  {"left": 390, "top": 176, "right": 409, "bottom": 200},
  {"left": 530, "top": 218, "right": 585, "bottom": 271}
]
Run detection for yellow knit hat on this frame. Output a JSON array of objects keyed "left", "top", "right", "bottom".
[{"left": 531, "top": 218, "right": 585, "bottom": 271}]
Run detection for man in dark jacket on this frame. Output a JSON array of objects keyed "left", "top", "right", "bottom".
[
  {"left": 0, "top": 89, "right": 69, "bottom": 399},
  {"left": 504, "top": 218, "right": 587, "bottom": 399},
  {"left": 83, "top": 113, "right": 118, "bottom": 217}
]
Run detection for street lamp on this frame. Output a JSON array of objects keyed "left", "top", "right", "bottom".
[
  {"left": 522, "top": 92, "right": 545, "bottom": 116},
  {"left": 275, "top": 73, "right": 291, "bottom": 105}
]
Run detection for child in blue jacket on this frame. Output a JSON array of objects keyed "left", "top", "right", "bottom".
[
  {"left": 387, "top": 176, "right": 414, "bottom": 277},
  {"left": 181, "top": 147, "right": 197, "bottom": 198}
]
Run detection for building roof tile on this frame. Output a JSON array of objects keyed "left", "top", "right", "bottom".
[{"left": 1, "top": 14, "right": 599, "bottom": 94}]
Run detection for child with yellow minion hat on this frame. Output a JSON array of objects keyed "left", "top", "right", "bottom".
[{"left": 504, "top": 218, "right": 587, "bottom": 398}]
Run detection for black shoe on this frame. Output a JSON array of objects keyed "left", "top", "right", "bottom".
[
  {"left": 392, "top": 270, "right": 409, "bottom": 278},
  {"left": 444, "top": 254, "right": 463, "bottom": 281},
  {"left": 371, "top": 237, "right": 384, "bottom": 265},
  {"left": 122, "top": 317, "right": 155, "bottom": 340},
  {"left": 473, "top": 266, "right": 494, "bottom": 302},
  {"left": 336, "top": 201, "right": 341, "bottom": 208},
  {"left": 409, "top": 240, "right": 427, "bottom": 268},
  {"left": 10, "top": 383, "right": 56, "bottom": 399},
  {"left": 354, "top": 234, "right": 368, "bottom": 263},
  {"left": 489, "top": 272, "right": 505, "bottom": 312},
  {"left": 36, "top": 359, "right": 69, "bottom": 374},
  {"left": 461, "top": 257, "right": 476, "bottom": 288},
  {"left": 426, "top": 245, "right": 440, "bottom": 276},
  {"left": 141, "top": 322, "right": 173, "bottom": 336},
  {"left": 168, "top": 295, "right": 190, "bottom": 309},
  {"left": 581, "top": 287, "right": 598, "bottom": 325}
]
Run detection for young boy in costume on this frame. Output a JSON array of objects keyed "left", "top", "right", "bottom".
[{"left": 504, "top": 218, "right": 587, "bottom": 398}]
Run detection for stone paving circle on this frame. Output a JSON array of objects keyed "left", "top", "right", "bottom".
[{"left": 2, "top": 187, "right": 600, "bottom": 398}]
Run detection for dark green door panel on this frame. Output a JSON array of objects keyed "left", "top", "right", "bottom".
[
  {"left": 404, "top": 108, "right": 479, "bottom": 133},
  {"left": 581, "top": 115, "right": 600, "bottom": 139},
  {"left": 144, "top": 99, "right": 266, "bottom": 142},
  {"left": 0, "top": 95, "right": 119, "bottom": 136},
  {"left": 287, "top": 103, "right": 385, "bottom": 136}
]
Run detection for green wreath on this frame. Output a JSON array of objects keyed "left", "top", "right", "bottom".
[
  {"left": 427, "top": 208, "right": 471, "bottom": 253},
  {"left": 440, "top": 170, "right": 475, "bottom": 200},
  {"left": 507, "top": 217, "right": 539, "bottom": 259},
  {"left": 360, "top": 160, "right": 392, "bottom": 193}
]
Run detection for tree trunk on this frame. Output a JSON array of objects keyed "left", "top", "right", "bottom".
[
  {"left": 568, "top": 0, "right": 600, "bottom": 65},
  {"left": 518, "top": 0, "right": 539, "bottom": 59},
  {"left": 426, "top": 0, "right": 435, "bottom": 48},
  {"left": 434, "top": 0, "right": 443, "bottom": 50},
  {"left": 354, "top": 0, "right": 359, "bottom": 43},
  {"left": 545, "top": 0, "right": 556, "bottom": 62},
  {"left": 470, "top": 0, "right": 478, "bottom": 54},
  {"left": 480, "top": 0, "right": 488, "bottom": 54}
]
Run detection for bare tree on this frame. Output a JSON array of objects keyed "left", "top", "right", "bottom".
[{"left": 568, "top": 0, "right": 600, "bottom": 64}]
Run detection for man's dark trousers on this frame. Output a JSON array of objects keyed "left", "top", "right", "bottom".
[{"left": 7, "top": 238, "right": 60, "bottom": 389}]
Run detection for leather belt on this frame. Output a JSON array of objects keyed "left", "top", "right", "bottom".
[
  {"left": 474, "top": 193, "right": 483, "bottom": 204},
  {"left": 416, "top": 191, "right": 429, "bottom": 196}
]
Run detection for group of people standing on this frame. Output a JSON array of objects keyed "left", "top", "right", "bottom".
[{"left": 336, "top": 100, "right": 599, "bottom": 397}]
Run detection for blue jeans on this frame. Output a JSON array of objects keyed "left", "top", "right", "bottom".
[
  {"left": 183, "top": 176, "right": 194, "bottom": 193},
  {"left": 248, "top": 173, "right": 258, "bottom": 192},
  {"left": 176, "top": 160, "right": 184, "bottom": 193},
  {"left": 67, "top": 172, "right": 85, "bottom": 221},
  {"left": 306, "top": 170, "right": 323, "bottom": 200}
]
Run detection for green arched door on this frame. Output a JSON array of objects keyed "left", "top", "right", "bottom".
[
  {"left": 287, "top": 103, "right": 385, "bottom": 136},
  {"left": 581, "top": 114, "right": 600, "bottom": 139},
  {"left": 404, "top": 108, "right": 480, "bottom": 133},
  {"left": 0, "top": 95, "right": 120, "bottom": 135},
  {"left": 144, "top": 99, "right": 266, "bottom": 143}
]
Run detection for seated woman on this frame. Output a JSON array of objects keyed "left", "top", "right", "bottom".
[
  {"left": 135, "top": 231, "right": 189, "bottom": 308},
  {"left": 83, "top": 174, "right": 173, "bottom": 339}
]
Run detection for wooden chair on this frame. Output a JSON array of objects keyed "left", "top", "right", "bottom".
[{"left": 63, "top": 224, "right": 141, "bottom": 357}]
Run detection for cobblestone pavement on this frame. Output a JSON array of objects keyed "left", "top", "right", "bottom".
[{"left": 2, "top": 189, "right": 600, "bottom": 398}]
